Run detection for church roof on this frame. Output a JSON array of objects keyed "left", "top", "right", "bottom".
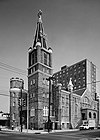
[
  {"left": 33, "top": 10, "right": 47, "bottom": 49},
  {"left": 73, "top": 88, "right": 86, "bottom": 96}
]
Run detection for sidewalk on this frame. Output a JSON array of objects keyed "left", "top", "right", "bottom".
[
  {"left": 1, "top": 128, "right": 79, "bottom": 134},
  {"left": 23, "top": 128, "right": 79, "bottom": 134}
]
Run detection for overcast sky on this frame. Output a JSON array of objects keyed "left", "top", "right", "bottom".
[{"left": 0, "top": 0, "right": 100, "bottom": 112}]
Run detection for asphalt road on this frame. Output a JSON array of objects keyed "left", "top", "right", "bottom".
[{"left": 0, "top": 129, "right": 100, "bottom": 140}]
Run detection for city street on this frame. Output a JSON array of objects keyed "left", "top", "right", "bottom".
[{"left": 0, "top": 129, "right": 100, "bottom": 140}]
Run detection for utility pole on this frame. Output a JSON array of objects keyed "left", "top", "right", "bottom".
[
  {"left": 20, "top": 88, "right": 23, "bottom": 132},
  {"left": 46, "top": 77, "right": 53, "bottom": 133},
  {"left": 27, "top": 91, "right": 29, "bottom": 133},
  {"left": 68, "top": 78, "right": 73, "bottom": 129}
]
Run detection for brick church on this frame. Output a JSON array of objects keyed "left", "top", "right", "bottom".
[{"left": 28, "top": 10, "right": 99, "bottom": 130}]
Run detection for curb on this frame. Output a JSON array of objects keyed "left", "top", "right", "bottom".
[{"left": 0, "top": 128, "right": 79, "bottom": 135}]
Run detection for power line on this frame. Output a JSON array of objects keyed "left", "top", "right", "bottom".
[
  {"left": 0, "top": 61, "right": 26, "bottom": 73},
  {"left": 0, "top": 93, "right": 9, "bottom": 97},
  {"left": 0, "top": 61, "right": 27, "bottom": 76},
  {"left": 0, "top": 93, "right": 21, "bottom": 99},
  {"left": 0, "top": 66, "right": 27, "bottom": 76}
]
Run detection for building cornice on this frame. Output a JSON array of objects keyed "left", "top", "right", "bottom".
[
  {"left": 28, "top": 69, "right": 52, "bottom": 78},
  {"left": 28, "top": 62, "right": 53, "bottom": 70}
]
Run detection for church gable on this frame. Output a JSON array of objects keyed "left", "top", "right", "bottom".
[
  {"left": 81, "top": 89, "right": 97, "bottom": 110},
  {"left": 81, "top": 89, "right": 92, "bottom": 101}
]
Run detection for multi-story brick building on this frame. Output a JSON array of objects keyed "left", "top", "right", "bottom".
[
  {"left": 9, "top": 77, "right": 27, "bottom": 129},
  {"left": 53, "top": 59, "right": 96, "bottom": 100},
  {"left": 28, "top": 10, "right": 53, "bottom": 129}
]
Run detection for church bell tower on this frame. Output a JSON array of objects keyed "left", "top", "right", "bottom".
[{"left": 28, "top": 10, "right": 53, "bottom": 129}]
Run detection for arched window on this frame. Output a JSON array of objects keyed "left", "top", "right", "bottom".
[
  {"left": 43, "top": 106, "right": 48, "bottom": 116},
  {"left": 84, "top": 97, "right": 89, "bottom": 104},
  {"left": 93, "top": 113, "right": 96, "bottom": 119},
  {"left": 89, "top": 112, "right": 91, "bottom": 118},
  {"left": 83, "top": 97, "right": 90, "bottom": 108}
]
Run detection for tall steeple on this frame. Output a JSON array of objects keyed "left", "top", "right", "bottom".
[
  {"left": 28, "top": 11, "right": 53, "bottom": 129},
  {"left": 33, "top": 10, "right": 47, "bottom": 49}
]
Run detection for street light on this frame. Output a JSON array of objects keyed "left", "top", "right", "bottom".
[{"left": 46, "top": 76, "right": 54, "bottom": 133}]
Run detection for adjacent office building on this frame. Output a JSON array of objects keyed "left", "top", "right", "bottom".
[{"left": 53, "top": 59, "right": 96, "bottom": 100}]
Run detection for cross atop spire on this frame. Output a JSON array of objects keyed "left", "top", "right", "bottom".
[{"left": 38, "top": 10, "right": 42, "bottom": 22}]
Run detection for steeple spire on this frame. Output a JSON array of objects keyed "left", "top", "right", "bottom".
[{"left": 33, "top": 10, "right": 47, "bottom": 49}]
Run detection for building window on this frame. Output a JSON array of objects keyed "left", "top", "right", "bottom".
[
  {"left": 83, "top": 77, "right": 85, "bottom": 79},
  {"left": 74, "top": 86, "right": 76, "bottom": 89},
  {"left": 47, "top": 94, "right": 49, "bottom": 98},
  {"left": 66, "top": 96, "right": 69, "bottom": 106},
  {"left": 66, "top": 107, "right": 69, "bottom": 115},
  {"left": 62, "top": 97, "right": 65, "bottom": 105},
  {"left": 89, "top": 112, "right": 91, "bottom": 118},
  {"left": 63, "top": 70, "right": 65, "bottom": 73},
  {"left": 93, "top": 113, "right": 96, "bottom": 119},
  {"left": 83, "top": 84, "right": 85, "bottom": 87},
  {"left": 78, "top": 85, "right": 81, "bottom": 88},
  {"left": 13, "top": 102, "right": 15, "bottom": 106},
  {"left": 62, "top": 106, "right": 65, "bottom": 116},
  {"left": 83, "top": 61, "right": 85, "bottom": 65},
  {"left": 30, "top": 81, "right": 32, "bottom": 86},
  {"left": 33, "top": 79, "right": 35, "bottom": 84},
  {"left": 78, "top": 70, "right": 81, "bottom": 73},
  {"left": 42, "top": 94, "right": 45, "bottom": 98},
  {"left": 12, "top": 92, "right": 15, "bottom": 97},
  {"left": 70, "top": 67, "right": 72, "bottom": 70},
  {"left": 44, "top": 53, "right": 47, "bottom": 65},
  {"left": 32, "top": 93, "right": 34, "bottom": 98},
  {"left": 12, "top": 113, "right": 15, "bottom": 120},
  {"left": 31, "top": 68, "right": 33, "bottom": 74},
  {"left": 31, "top": 51, "right": 37, "bottom": 65},
  {"left": 30, "top": 93, "right": 32, "bottom": 98},
  {"left": 43, "top": 106, "right": 48, "bottom": 116},
  {"left": 30, "top": 108, "right": 35, "bottom": 117}
]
